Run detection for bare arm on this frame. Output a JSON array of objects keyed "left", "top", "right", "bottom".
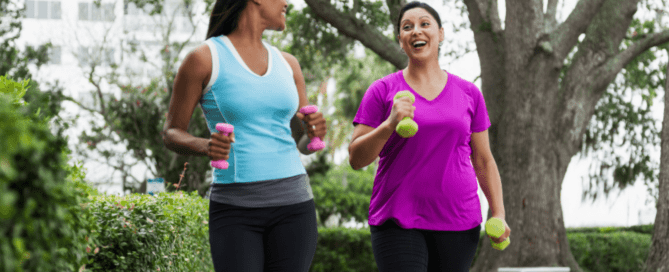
[
  {"left": 470, "top": 130, "right": 510, "bottom": 242},
  {"left": 162, "top": 44, "right": 233, "bottom": 161},
  {"left": 348, "top": 96, "right": 415, "bottom": 170},
  {"left": 348, "top": 123, "right": 395, "bottom": 170},
  {"left": 470, "top": 130, "right": 504, "bottom": 219}
]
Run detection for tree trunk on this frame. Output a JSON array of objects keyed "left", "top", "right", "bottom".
[
  {"left": 469, "top": 28, "right": 583, "bottom": 272},
  {"left": 468, "top": 0, "right": 649, "bottom": 270},
  {"left": 643, "top": 53, "right": 669, "bottom": 272}
]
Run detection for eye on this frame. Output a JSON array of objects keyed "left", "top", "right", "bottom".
[
  {"left": 422, "top": 22, "right": 430, "bottom": 27},
  {"left": 402, "top": 24, "right": 412, "bottom": 30}
]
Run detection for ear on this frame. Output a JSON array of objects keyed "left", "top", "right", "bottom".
[{"left": 439, "top": 27, "right": 444, "bottom": 43}]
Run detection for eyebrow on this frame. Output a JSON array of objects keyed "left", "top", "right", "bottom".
[{"left": 401, "top": 16, "right": 432, "bottom": 24}]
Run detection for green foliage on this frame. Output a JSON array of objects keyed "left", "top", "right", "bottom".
[
  {"left": 0, "top": 75, "right": 30, "bottom": 106},
  {"left": 567, "top": 231, "right": 651, "bottom": 272},
  {"left": 84, "top": 192, "right": 212, "bottom": 271},
  {"left": 565, "top": 224, "right": 654, "bottom": 235},
  {"left": 582, "top": 18, "right": 668, "bottom": 203},
  {"left": 311, "top": 164, "right": 375, "bottom": 226},
  {"left": 77, "top": 78, "right": 212, "bottom": 194},
  {"left": 0, "top": 78, "right": 94, "bottom": 272},
  {"left": 334, "top": 48, "right": 396, "bottom": 121},
  {"left": 0, "top": 0, "right": 51, "bottom": 81},
  {"left": 311, "top": 227, "right": 377, "bottom": 272}
]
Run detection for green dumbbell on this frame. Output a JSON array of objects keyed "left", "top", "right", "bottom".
[
  {"left": 485, "top": 217, "right": 510, "bottom": 250},
  {"left": 393, "top": 91, "right": 418, "bottom": 138}
]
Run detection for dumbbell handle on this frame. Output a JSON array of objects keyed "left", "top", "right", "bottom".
[
  {"left": 211, "top": 123, "right": 234, "bottom": 169},
  {"left": 299, "top": 105, "right": 326, "bottom": 151}
]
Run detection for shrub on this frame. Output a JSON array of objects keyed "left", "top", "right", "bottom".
[
  {"left": 567, "top": 231, "right": 651, "bottom": 272},
  {"left": 0, "top": 76, "right": 94, "bottom": 272},
  {"left": 310, "top": 164, "right": 375, "bottom": 226},
  {"left": 567, "top": 224, "right": 654, "bottom": 235},
  {"left": 85, "top": 191, "right": 212, "bottom": 271},
  {"left": 311, "top": 227, "right": 376, "bottom": 272}
]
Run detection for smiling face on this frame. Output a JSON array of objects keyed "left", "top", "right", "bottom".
[
  {"left": 258, "top": 0, "right": 288, "bottom": 31},
  {"left": 397, "top": 7, "right": 444, "bottom": 61}
]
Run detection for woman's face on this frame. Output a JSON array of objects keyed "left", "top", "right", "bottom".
[
  {"left": 260, "top": 0, "right": 288, "bottom": 31},
  {"left": 398, "top": 8, "right": 444, "bottom": 61}
]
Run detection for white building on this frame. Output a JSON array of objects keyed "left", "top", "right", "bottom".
[{"left": 19, "top": 0, "right": 210, "bottom": 194}]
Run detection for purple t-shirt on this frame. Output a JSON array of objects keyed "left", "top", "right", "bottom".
[{"left": 353, "top": 70, "right": 491, "bottom": 231}]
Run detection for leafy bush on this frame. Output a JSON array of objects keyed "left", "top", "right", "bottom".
[
  {"left": 0, "top": 76, "right": 94, "bottom": 272},
  {"left": 84, "top": 191, "right": 212, "bottom": 271},
  {"left": 311, "top": 227, "right": 376, "bottom": 272},
  {"left": 567, "top": 231, "right": 651, "bottom": 272},
  {"left": 566, "top": 224, "right": 654, "bottom": 235},
  {"left": 310, "top": 164, "right": 375, "bottom": 226}
]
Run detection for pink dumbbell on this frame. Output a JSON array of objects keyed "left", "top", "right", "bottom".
[
  {"left": 210, "top": 123, "right": 234, "bottom": 169},
  {"left": 299, "top": 105, "right": 326, "bottom": 151}
]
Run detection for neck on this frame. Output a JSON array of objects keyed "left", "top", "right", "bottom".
[
  {"left": 404, "top": 56, "right": 444, "bottom": 83},
  {"left": 227, "top": 4, "right": 267, "bottom": 48}
]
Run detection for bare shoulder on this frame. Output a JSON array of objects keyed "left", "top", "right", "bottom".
[
  {"left": 183, "top": 44, "right": 212, "bottom": 71},
  {"left": 177, "top": 44, "right": 213, "bottom": 88},
  {"left": 280, "top": 51, "right": 301, "bottom": 71}
]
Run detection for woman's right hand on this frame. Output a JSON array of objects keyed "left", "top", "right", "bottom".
[
  {"left": 208, "top": 131, "right": 235, "bottom": 161},
  {"left": 385, "top": 96, "right": 415, "bottom": 128}
]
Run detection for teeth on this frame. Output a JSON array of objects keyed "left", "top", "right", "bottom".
[{"left": 413, "top": 41, "right": 427, "bottom": 47}]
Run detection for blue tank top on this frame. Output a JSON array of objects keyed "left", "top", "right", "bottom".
[{"left": 200, "top": 36, "right": 306, "bottom": 184}]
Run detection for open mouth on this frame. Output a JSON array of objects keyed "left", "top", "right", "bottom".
[{"left": 412, "top": 41, "right": 427, "bottom": 48}]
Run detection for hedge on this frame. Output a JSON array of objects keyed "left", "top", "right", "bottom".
[
  {"left": 84, "top": 192, "right": 212, "bottom": 271},
  {"left": 311, "top": 227, "right": 376, "bottom": 272},
  {"left": 79, "top": 192, "right": 653, "bottom": 272},
  {"left": 1, "top": 76, "right": 94, "bottom": 272}
]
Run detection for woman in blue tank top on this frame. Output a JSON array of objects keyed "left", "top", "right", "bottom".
[{"left": 162, "top": 0, "right": 327, "bottom": 270}]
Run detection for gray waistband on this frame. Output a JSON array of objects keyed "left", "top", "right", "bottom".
[{"left": 208, "top": 174, "right": 313, "bottom": 208}]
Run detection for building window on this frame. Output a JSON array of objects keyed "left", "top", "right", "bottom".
[
  {"left": 78, "top": 2, "right": 115, "bottom": 21},
  {"left": 25, "top": 0, "right": 61, "bottom": 19},
  {"left": 123, "top": 0, "right": 154, "bottom": 16}
]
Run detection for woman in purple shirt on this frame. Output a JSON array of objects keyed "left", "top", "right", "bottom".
[{"left": 348, "top": 2, "right": 510, "bottom": 271}]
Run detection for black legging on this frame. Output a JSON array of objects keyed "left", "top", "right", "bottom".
[
  {"left": 371, "top": 220, "right": 481, "bottom": 272},
  {"left": 208, "top": 199, "right": 318, "bottom": 272}
]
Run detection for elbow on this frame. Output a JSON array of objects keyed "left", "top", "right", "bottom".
[
  {"left": 350, "top": 160, "right": 362, "bottom": 171},
  {"left": 161, "top": 128, "right": 175, "bottom": 152},
  {"left": 348, "top": 153, "right": 364, "bottom": 171},
  {"left": 348, "top": 146, "right": 360, "bottom": 170}
]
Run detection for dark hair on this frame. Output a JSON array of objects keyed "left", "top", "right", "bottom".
[
  {"left": 395, "top": 1, "right": 442, "bottom": 36},
  {"left": 206, "top": 0, "right": 250, "bottom": 39}
]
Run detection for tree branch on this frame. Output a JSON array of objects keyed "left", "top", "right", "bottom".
[
  {"left": 544, "top": 0, "right": 559, "bottom": 32},
  {"left": 386, "top": 0, "right": 406, "bottom": 41},
  {"left": 464, "top": 0, "right": 505, "bottom": 125},
  {"left": 593, "top": 29, "right": 669, "bottom": 91},
  {"left": 555, "top": 0, "right": 641, "bottom": 150},
  {"left": 551, "top": 0, "right": 607, "bottom": 60},
  {"left": 304, "top": 0, "right": 407, "bottom": 69},
  {"left": 469, "top": 0, "right": 503, "bottom": 32}
]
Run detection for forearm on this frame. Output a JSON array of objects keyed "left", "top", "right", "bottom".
[
  {"left": 349, "top": 121, "right": 395, "bottom": 170},
  {"left": 162, "top": 128, "right": 210, "bottom": 156},
  {"left": 475, "top": 158, "right": 505, "bottom": 219}
]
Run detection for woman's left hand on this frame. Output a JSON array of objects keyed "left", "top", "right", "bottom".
[
  {"left": 489, "top": 217, "right": 511, "bottom": 244},
  {"left": 296, "top": 111, "right": 327, "bottom": 139}
]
